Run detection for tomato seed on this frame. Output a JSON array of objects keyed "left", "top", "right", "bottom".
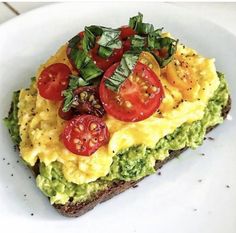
[
  {"left": 80, "top": 92, "right": 87, "bottom": 100},
  {"left": 76, "top": 144, "right": 81, "bottom": 150},
  {"left": 125, "top": 101, "right": 132, "bottom": 108},
  {"left": 89, "top": 95, "right": 95, "bottom": 102},
  {"left": 94, "top": 104, "right": 101, "bottom": 109},
  {"left": 74, "top": 138, "right": 81, "bottom": 144},
  {"left": 98, "top": 136, "right": 104, "bottom": 142},
  {"left": 90, "top": 123, "right": 97, "bottom": 131},
  {"left": 89, "top": 141, "right": 95, "bottom": 147}
]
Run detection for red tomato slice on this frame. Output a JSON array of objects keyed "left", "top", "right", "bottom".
[
  {"left": 90, "top": 44, "right": 123, "bottom": 72},
  {"left": 61, "top": 115, "right": 110, "bottom": 156},
  {"left": 119, "top": 26, "right": 136, "bottom": 40},
  {"left": 99, "top": 62, "right": 164, "bottom": 122},
  {"left": 37, "top": 63, "right": 71, "bottom": 101},
  {"left": 122, "top": 39, "right": 131, "bottom": 53}
]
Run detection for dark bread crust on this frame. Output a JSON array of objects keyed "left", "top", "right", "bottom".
[{"left": 51, "top": 96, "right": 231, "bottom": 217}]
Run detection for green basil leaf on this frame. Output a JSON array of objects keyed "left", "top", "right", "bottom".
[
  {"left": 62, "top": 75, "right": 89, "bottom": 112},
  {"left": 135, "top": 22, "right": 154, "bottom": 35},
  {"left": 98, "top": 46, "right": 113, "bottom": 58},
  {"left": 68, "top": 35, "right": 81, "bottom": 49},
  {"left": 62, "top": 90, "right": 74, "bottom": 112},
  {"left": 147, "top": 28, "right": 163, "bottom": 49},
  {"left": 86, "top": 25, "right": 103, "bottom": 36},
  {"left": 97, "top": 28, "right": 122, "bottom": 49},
  {"left": 82, "top": 26, "right": 96, "bottom": 52},
  {"left": 105, "top": 51, "right": 140, "bottom": 92},
  {"left": 151, "top": 37, "right": 178, "bottom": 68},
  {"left": 129, "top": 12, "right": 143, "bottom": 29},
  {"left": 80, "top": 57, "right": 103, "bottom": 81},
  {"left": 69, "top": 48, "right": 87, "bottom": 70},
  {"left": 130, "top": 35, "right": 146, "bottom": 50}
]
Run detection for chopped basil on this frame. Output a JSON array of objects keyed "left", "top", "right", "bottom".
[
  {"left": 130, "top": 35, "right": 146, "bottom": 50},
  {"left": 147, "top": 28, "right": 163, "bottom": 49},
  {"left": 68, "top": 35, "right": 81, "bottom": 49},
  {"left": 98, "top": 46, "right": 113, "bottom": 58},
  {"left": 129, "top": 12, "right": 143, "bottom": 30},
  {"left": 80, "top": 57, "right": 103, "bottom": 81},
  {"left": 105, "top": 52, "right": 140, "bottom": 92},
  {"left": 97, "top": 28, "right": 122, "bottom": 49},
  {"left": 69, "top": 48, "right": 87, "bottom": 70},
  {"left": 151, "top": 37, "right": 178, "bottom": 68},
  {"left": 62, "top": 75, "right": 89, "bottom": 112},
  {"left": 87, "top": 25, "right": 103, "bottom": 36},
  {"left": 135, "top": 22, "right": 154, "bottom": 35},
  {"left": 82, "top": 26, "right": 96, "bottom": 52}
]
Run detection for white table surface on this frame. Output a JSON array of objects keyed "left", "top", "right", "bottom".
[{"left": 1, "top": 2, "right": 236, "bottom": 36}]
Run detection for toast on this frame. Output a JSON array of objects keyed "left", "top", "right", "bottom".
[
  {"left": 41, "top": 96, "right": 230, "bottom": 217},
  {"left": 4, "top": 13, "right": 232, "bottom": 218}
]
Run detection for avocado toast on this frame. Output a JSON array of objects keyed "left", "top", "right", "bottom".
[{"left": 4, "top": 14, "right": 231, "bottom": 217}]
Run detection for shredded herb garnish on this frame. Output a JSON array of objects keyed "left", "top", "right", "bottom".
[
  {"left": 62, "top": 75, "right": 89, "bottom": 112},
  {"left": 105, "top": 52, "right": 140, "bottom": 92}
]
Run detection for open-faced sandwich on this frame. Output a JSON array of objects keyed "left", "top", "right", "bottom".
[{"left": 4, "top": 13, "right": 231, "bottom": 217}]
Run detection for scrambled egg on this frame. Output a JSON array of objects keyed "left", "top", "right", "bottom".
[{"left": 18, "top": 43, "right": 219, "bottom": 185}]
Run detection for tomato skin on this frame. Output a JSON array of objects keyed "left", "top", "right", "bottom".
[
  {"left": 37, "top": 63, "right": 71, "bottom": 101},
  {"left": 119, "top": 26, "right": 136, "bottom": 39},
  {"left": 122, "top": 39, "right": 131, "bottom": 53},
  {"left": 58, "top": 104, "right": 74, "bottom": 121},
  {"left": 99, "top": 62, "right": 164, "bottom": 122},
  {"left": 61, "top": 115, "right": 110, "bottom": 156},
  {"left": 90, "top": 44, "right": 123, "bottom": 72}
]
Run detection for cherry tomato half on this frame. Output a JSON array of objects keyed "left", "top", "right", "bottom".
[
  {"left": 90, "top": 44, "right": 124, "bottom": 72},
  {"left": 119, "top": 26, "right": 136, "bottom": 40},
  {"left": 37, "top": 63, "right": 71, "bottom": 101},
  {"left": 61, "top": 115, "right": 110, "bottom": 156},
  {"left": 99, "top": 62, "right": 164, "bottom": 122}
]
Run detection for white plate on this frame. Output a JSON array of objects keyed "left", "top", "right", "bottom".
[{"left": 0, "top": 2, "right": 235, "bottom": 233}]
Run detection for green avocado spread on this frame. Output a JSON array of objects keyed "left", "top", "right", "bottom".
[{"left": 4, "top": 73, "right": 229, "bottom": 205}]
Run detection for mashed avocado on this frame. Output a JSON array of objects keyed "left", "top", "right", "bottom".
[
  {"left": 34, "top": 72, "right": 229, "bottom": 204},
  {"left": 3, "top": 91, "right": 21, "bottom": 145},
  {"left": 4, "top": 73, "right": 229, "bottom": 204}
]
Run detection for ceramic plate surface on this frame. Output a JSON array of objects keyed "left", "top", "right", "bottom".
[{"left": 0, "top": 2, "right": 235, "bottom": 233}]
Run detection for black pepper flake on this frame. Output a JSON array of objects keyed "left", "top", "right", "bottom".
[
  {"left": 3, "top": 158, "right": 5, "bottom": 161},
  {"left": 29, "top": 176, "right": 32, "bottom": 179},
  {"left": 11, "top": 174, "right": 13, "bottom": 177},
  {"left": 31, "top": 213, "right": 34, "bottom": 216},
  {"left": 17, "top": 160, "right": 19, "bottom": 163},
  {"left": 158, "top": 171, "right": 161, "bottom": 176},
  {"left": 132, "top": 184, "right": 138, "bottom": 188},
  {"left": 193, "top": 208, "right": 197, "bottom": 211},
  {"left": 200, "top": 153, "right": 205, "bottom": 156},
  {"left": 24, "top": 194, "right": 27, "bottom": 197},
  {"left": 198, "top": 179, "right": 202, "bottom": 183},
  {"left": 46, "top": 108, "right": 49, "bottom": 112},
  {"left": 226, "top": 185, "right": 230, "bottom": 188},
  {"left": 207, "top": 137, "right": 214, "bottom": 141},
  {"left": 7, "top": 162, "right": 10, "bottom": 165},
  {"left": 112, "top": 150, "right": 115, "bottom": 154}
]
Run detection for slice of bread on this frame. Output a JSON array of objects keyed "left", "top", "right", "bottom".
[{"left": 31, "top": 96, "right": 230, "bottom": 217}]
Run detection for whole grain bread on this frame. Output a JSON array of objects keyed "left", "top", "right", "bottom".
[{"left": 48, "top": 96, "right": 231, "bottom": 217}]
